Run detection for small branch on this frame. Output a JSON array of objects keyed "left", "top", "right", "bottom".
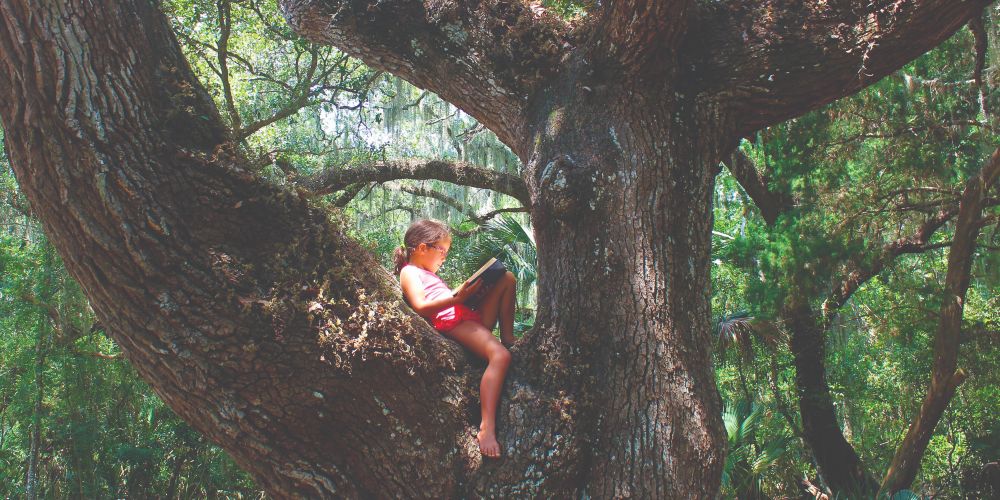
[
  {"left": 216, "top": 0, "right": 242, "bottom": 132},
  {"left": 822, "top": 206, "right": 960, "bottom": 323},
  {"left": 969, "top": 14, "right": 991, "bottom": 121},
  {"left": 896, "top": 72, "right": 977, "bottom": 92},
  {"left": 426, "top": 110, "right": 458, "bottom": 126},
  {"left": 398, "top": 185, "right": 470, "bottom": 217},
  {"left": 470, "top": 207, "right": 529, "bottom": 225},
  {"left": 71, "top": 348, "right": 123, "bottom": 360},
  {"left": 331, "top": 183, "right": 368, "bottom": 207},
  {"left": 395, "top": 185, "right": 525, "bottom": 227}
]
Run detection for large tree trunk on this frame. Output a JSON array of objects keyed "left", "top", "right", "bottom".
[
  {"left": 0, "top": 0, "right": 988, "bottom": 496},
  {"left": 0, "top": 2, "right": 469, "bottom": 496},
  {"left": 519, "top": 70, "right": 729, "bottom": 496}
]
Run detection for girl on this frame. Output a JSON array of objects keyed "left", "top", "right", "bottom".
[{"left": 393, "top": 219, "right": 517, "bottom": 457}]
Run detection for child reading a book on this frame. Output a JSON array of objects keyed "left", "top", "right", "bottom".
[{"left": 393, "top": 219, "right": 517, "bottom": 457}]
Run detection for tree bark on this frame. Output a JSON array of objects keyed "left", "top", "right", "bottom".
[
  {"left": 0, "top": 1, "right": 472, "bottom": 496},
  {"left": 0, "top": 0, "right": 990, "bottom": 496},
  {"left": 722, "top": 149, "right": 792, "bottom": 226},
  {"left": 784, "top": 301, "right": 880, "bottom": 495},
  {"left": 881, "top": 147, "right": 1000, "bottom": 494},
  {"left": 516, "top": 71, "right": 731, "bottom": 497}
]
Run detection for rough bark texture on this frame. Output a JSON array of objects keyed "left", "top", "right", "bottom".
[
  {"left": 0, "top": 2, "right": 475, "bottom": 496},
  {"left": 0, "top": 0, "right": 991, "bottom": 496},
  {"left": 881, "top": 148, "right": 1000, "bottom": 494}
]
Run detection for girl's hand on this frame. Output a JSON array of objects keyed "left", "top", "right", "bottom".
[{"left": 452, "top": 278, "right": 483, "bottom": 302}]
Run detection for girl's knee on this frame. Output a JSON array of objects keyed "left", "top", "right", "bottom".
[
  {"left": 490, "top": 344, "right": 511, "bottom": 366},
  {"left": 504, "top": 271, "right": 517, "bottom": 288}
]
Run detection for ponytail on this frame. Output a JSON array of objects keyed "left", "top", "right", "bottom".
[{"left": 393, "top": 244, "right": 411, "bottom": 275}]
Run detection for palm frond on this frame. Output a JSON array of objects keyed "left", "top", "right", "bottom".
[{"left": 715, "top": 312, "right": 787, "bottom": 362}]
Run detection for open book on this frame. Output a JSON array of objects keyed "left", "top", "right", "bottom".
[{"left": 459, "top": 257, "right": 507, "bottom": 307}]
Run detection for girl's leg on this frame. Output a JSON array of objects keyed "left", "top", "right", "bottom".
[
  {"left": 444, "top": 320, "right": 511, "bottom": 457},
  {"left": 476, "top": 271, "right": 517, "bottom": 346}
]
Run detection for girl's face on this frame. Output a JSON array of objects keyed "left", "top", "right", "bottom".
[
  {"left": 426, "top": 236, "right": 451, "bottom": 273},
  {"left": 419, "top": 236, "right": 451, "bottom": 273}
]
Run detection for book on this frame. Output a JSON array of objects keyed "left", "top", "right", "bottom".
[{"left": 459, "top": 257, "right": 507, "bottom": 307}]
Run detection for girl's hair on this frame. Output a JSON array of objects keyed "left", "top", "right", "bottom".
[{"left": 393, "top": 219, "right": 451, "bottom": 274}]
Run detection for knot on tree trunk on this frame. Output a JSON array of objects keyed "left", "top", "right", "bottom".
[{"left": 536, "top": 154, "right": 594, "bottom": 220}]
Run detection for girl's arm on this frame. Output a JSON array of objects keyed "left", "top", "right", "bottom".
[{"left": 400, "top": 267, "right": 481, "bottom": 317}]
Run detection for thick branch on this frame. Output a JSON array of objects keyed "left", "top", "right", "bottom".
[
  {"left": 0, "top": 1, "right": 479, "bottom": 494},
  {"left": 300, "top": 158, "right": 530, "bottom": 206},
  {"left": 784, "top": 300, "right": 880, "bottom": 495},
  {"left": 722, "top": 148, "right": 792, "bottom": 226},
  {"left": 686, "top": 0, "right": 992, "bottom": 134},
  {"left": 881, "top": 147, "right": 1000, "bottom": 494},
  {"left": 592, "top": 0, "right": 692, "bottom": 71}
]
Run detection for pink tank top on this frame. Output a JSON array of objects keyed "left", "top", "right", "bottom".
[
  {"left": 403, "top": 264, "right": 452, "bottom": 303},
  {"left": 402, "top": 264, "right": 481, "bottom": 331}
]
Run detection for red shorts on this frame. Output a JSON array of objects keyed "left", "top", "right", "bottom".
[{"left": 432, "top": 304, "right": 482, "bottom": 332}]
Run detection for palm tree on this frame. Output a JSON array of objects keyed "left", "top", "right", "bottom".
[
  {"left": 457, "top": 214, "right": 537, "bottom": 334},
  {"left": 720, "top": 397, "right": 794, "bottom": 499}
]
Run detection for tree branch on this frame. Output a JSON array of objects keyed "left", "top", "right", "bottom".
[
  {"left": 969, "top": 13, "right": 992, "bottom": 121},
  {"left": 396, "top": 185, "right": 526, "bottom": 227},
  {"left": 722, "top": 148, "right": 793, "bottom": 226},
  {"left": 0, "top": 1, "right": 491, "bottom": 494},
  {"left": 398, "top": 184, "right": 467, "bottom": 213},
  {"left": 591, "top": 0, "right": 693, "bottom": 71},
  {"left": 216, "top": 0, "right": 243, "bottom": 132},
  {"left": 278, "top": 0, "right": 574, "bottom": 151},
  {"left": 686, "top": 0, "right": 992, "bottom": 135},
  {"left": 881, "top": 146, "right": 1000, "bottom": 494},
  {"left": 822, "top": 207, "right": 958, "bottom": 322},
  {"left": 331, "top": 183, "right": 368, "bottom": 207},
  {"left": 300, "top": 158, "right": 530, "bottom": 206}
]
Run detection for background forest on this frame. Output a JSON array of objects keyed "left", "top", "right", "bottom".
[{"left": 0, "top": 1, "right": 997, "bottom": 498}]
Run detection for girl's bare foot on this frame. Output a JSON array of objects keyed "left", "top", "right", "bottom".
[{"left": 477, "top": 427, "right": 501, "bottom": 458}]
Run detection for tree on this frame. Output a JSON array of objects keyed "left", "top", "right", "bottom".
[
  {"left": 721, "top": 21, "right": 999, "bottom": 492},
  {"left": 0, "top": 0, "right": 991, "bottom": 496}
]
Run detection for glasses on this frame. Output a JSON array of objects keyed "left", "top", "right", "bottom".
[{"left": 428, "top": 244, "right": 449, "bottom": 257}]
